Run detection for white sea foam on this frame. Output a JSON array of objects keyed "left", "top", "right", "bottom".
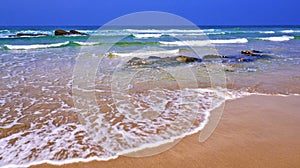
[
  {"left": 73, "top": 41, "right": 101, "bottom": 46},
  {"left": 159, "top": 40, "right": 211, "bottom": 46},
  {"left": 1, "top": 85, "right": 297, "bottom": 168},
  {"left": 126, "top": 29, "right": 213, "bottom": 33},
  {"left": 259, "top": 31, "right": 275, "bottom": 34},
  {"left": 168, "top": 32, "right": 226, "bottom": 36},
  {"left": 210, "top": 38, "right": 248, "bottom": 44},
  {"left": 0, "top": 87, "right": 226, "bottom": 168},
  {"left": 258, "top": 36, "right": 294, "bottom": 42},
  {"left": 73, "top": 30, "right": 96, "bottom": 34},
  {"left": 132, "top": 33, "right": 164, "bottom": 38},
  {"left": 109, "top": 49, "right": 180, "bottom": 57},
  {"left": 280, "top": 30, "right": 300, "bottom": 33},
  {"left": 16, "top": 30, "right": 52, "bottom": 34},
  {"left": 3, "top": 41, "right": 101, "bottom": 50},
  {"left": 4, "top": 41, "right": 70, "bottom": 50},
  {"left": 159, "top": 38, "right": 248, "bottom": 46}
]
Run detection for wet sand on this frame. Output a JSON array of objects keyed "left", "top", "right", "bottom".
[{"left": 31, "top": 95, "right": 300, "bottom": 168}]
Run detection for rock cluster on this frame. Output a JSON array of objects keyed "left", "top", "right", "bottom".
[{"left": 54, "top": 30, "right": 89, "bottom": 36}]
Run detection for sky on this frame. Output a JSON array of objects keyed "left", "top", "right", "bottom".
[{"left": 0, "top": 0, "right": 299, "bottom": 26}]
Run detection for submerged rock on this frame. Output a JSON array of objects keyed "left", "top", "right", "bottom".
[
  {"left": 241, "top": 50, "right": 263, "bottom": 56},
  {"left": 237, "top": 57, "right": 254, "bottom": 62},
  {"left": 175, "top": 56, "right": 200, "bottom": 63},
  {"left": 203, "top": 54, "right": 227, "bottom": 59},
  {"left": 127, "top": 57, "right": 147, "bottom": 66},
  {"left": 223, "top": 64, "right": 245, "bottom": 72},
  {"left": 127, "top": 55, "right": 201, "bottom": 66},
  {"left": 201, "top": 49, "right": 273, "bottom": 64}
]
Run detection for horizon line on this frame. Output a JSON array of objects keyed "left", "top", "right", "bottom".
[{"left": 0, "top": 25, "right": 300, "bottom": 27}]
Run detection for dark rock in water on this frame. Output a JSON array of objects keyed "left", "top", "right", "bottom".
[
  {"left": 203, "top": 49, "right": 273, "bottom": 65},
  {"left": 251, "top": 50, "right": 262, "bottom": 53},
  {"left": 203, "top": 54, "right": 227, "bottom": 59},
  {"left": 8, "top": 33, "right": 49, "bottom": 37},
  {"left": 147, "top": 56, "right": 161, "bottom": 60},
  {"left": 224, "top": 64, "right": 245, "bottom": 72},
  {"left": 54, "top": 30, "right": 71, "bottom": 36},
  {"left": 237, "top": 57, "right": 254, "bottom": 62},
  {"left": 54, "top": 29, "right": 89, "bottom": 36},
  {"left": 241, "top": 50, "right": 272, "bottom": 59},
  {"left": 70, "top": 30, "right": 89, "bottom": 36},
  {"left": 127, "top": 55, "right": 201, "bottom": 67},
  {"left": 221, "top": 55, "right": 255, "bottom": 63},
  {"left": 17, "top": 33, "right": 48, "bottom": 37},
  {"left": 175, "top": 56, "right": 200, "bottom": 63},
  {"left": 127, "top": 57, "right": 147, "bottom": 66},
  {"left": 241, "top": 50, "right": 263, "bottom": 56}
]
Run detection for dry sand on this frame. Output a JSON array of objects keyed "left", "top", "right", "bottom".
[{"left": 31, "top": 95, "right": 300, "bottom": 168}]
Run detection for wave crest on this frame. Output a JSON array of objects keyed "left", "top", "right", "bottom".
[{"left": 258, "top": 36, "right": 294, "bottom": 42}]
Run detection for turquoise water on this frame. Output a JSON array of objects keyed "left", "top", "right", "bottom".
[{"left": 0, "top": 26, "right": 300, "bottom": 47}]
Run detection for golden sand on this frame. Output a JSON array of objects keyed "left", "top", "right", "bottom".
[{"left": 30, "top": 95, "right": 300, "bottom": 168}]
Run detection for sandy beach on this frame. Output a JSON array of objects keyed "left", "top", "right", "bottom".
[{"left": 30, "top": 95, "right": 300, "bottom": 168}]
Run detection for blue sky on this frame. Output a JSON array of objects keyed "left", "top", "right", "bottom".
[{"left": 0, "top": 0, "right": 299, "bottom": 26}]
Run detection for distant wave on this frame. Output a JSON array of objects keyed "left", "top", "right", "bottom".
[
  {"left": 3, "top": 41, "right": 101, "bottom": 50},
  {"left": 159, "top": 38, "right": 248, "bottom": 46},
  {"left": 280, "top": 30, "right": 300, "bottom": 33},
  {"left": 222, "top": 30, "right": 275, "bottom": 35},
  {"left": 210, "top": 38, "right": 248, "bottom": 44},
  {"left": 3, "top": 35, "right": 297, "bottom": 50},
  {"left": 0, "top": 29, "right": 10, "bottom": 33},
  {"left": 126, "top": 29, "right": 214, "bottom": 33},
  {"left": 258, "top": 36, "right": 294, "bottom": 42},
  {"left": 159, "top": 40, "right": 211, "bottom": 46},
  {"left": 16, "top": 30, "right": 52, "bottom": 35},
  {"left": 4, "top": 42, "right": 70, "bottom": 50},
  {"left": 72, "top": 41, "right": 101, "bottom": 46},
  {"left": 259, "top": 31, "right": 275, "bottom": 34},
  {"left": 132, "top": 33, "right": 164, "bottom": 39},
  {"left": 114, "top": 41, "right": 160, "bottom": 46},
  {"left": 2, "top": 41, "right": 163, "bottom": 50}
]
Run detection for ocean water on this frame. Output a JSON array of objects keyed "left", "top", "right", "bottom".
[{"left": 0, "top": 26, "right": 300, "bottom": 167}]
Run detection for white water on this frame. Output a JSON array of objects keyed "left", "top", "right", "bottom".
[
  {"left": 4, "top": 41, "right": 70, "bottom": 50},
  {"left": 159, "top": 38, "right": 248, "bottom": 46},
  {"left": 258, "top": 36, "right": 294, "bottom": 42},
  {"left": 109, "top": 49, "right": 180, "bottom": 57},
  {"left": 1, "top": 85, "right": 297, "bottom": 168}
]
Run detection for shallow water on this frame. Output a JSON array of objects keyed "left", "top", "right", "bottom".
[{"left": 0, "top": 26, "right": 300, "bottom": 167}]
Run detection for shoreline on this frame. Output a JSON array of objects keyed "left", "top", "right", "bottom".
[{"left": 27, "top": 94, "right": 300, "bottom": 168}]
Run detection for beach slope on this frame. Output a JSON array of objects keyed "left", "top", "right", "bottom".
[{"left": 31, "top": 95, "right": 300, "bottom": 168}]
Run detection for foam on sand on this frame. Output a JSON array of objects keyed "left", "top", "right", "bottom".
[{"left": 0, "top": 83, "right": 297, "bottom": 168}]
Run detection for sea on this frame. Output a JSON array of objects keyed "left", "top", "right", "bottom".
[{"left": 0, "top": 26, "right": 300, "bottom": 167}]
